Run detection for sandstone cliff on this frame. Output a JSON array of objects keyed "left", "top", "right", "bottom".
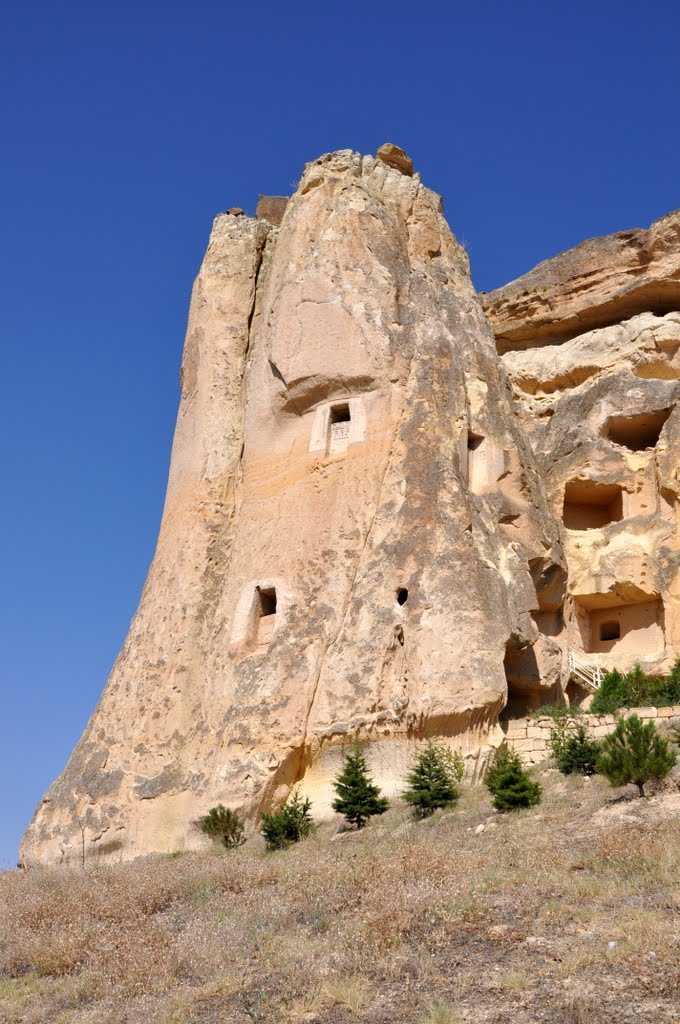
[
  {"left": 22, "top": 154, "right": 680, "bottom": 866},
  {"left": 22, "top": 148, "right": 566, "bottom": 864},
  {"left": 483, "top": 210, "right": 680, "bottom": 701}
]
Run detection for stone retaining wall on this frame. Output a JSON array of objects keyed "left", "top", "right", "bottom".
[{"left": 501, "top": 705, "right": 680, "bottom": 765}]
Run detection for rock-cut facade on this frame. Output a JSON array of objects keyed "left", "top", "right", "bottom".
[{"left": 21, "top": 147, "right": 680, "bottom": 864}]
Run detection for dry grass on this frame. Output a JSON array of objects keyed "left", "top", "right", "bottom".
[{"left": 2, "top": 773, "right": 679, "bottom": 1023}]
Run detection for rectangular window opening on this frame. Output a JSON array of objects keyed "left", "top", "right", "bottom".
[
  {"left": 255, "top": 586, "right": 277, "bottom": 647},
  {"left": 599, "top": 621, "right": 621, "bottom": 642},
  {"left": 257, "top": 587, "right": 277, "bottom": 618},
  {"left": 328, "top": 403, "right": 352, "bottom": 453},
  {"left": 330, "top": 403, "right": 351, "bottom": 425},
  {"left": 562, "top": 479, "right": 624, "bottom": 530}
]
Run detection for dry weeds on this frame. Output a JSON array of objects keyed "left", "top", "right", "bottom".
[{"left": 1, "top": 773, "right": 679, "bottom": 1023}]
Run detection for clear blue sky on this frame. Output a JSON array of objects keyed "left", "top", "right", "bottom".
[{"left": 2, "top": 0, "right": 679, "bottom": 866}]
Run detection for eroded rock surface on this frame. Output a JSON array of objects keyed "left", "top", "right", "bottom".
[
  {"left": 22, "top": 148, "right": 565, "bottom": 864},
  {"left": 483, "top": 209, "right": 680, "bottom": 351},
  {"left": 485, "top": 214, "right": 680, "bottom": 698}
]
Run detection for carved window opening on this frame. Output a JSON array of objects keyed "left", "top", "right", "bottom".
[
  {"left": 466, "top": 432, "right": 486, "bottom": 491},
  {"left": 562, "top": 479, "right": 624, "bottom": 530},
  {"left": 599, "top": 621, "right": 620, "bottom": 642},
  {"left": 256, "top": 586, "right": 277, "bottom": 647},
  {"left": 328, "top": 403, "right": 351, "bottom": 454},
  {"left": 605, "top": 409, "right": 671, "bottom": 451},
  {"left": 397, "top": 588, "right": 409, "bottom": 606}
]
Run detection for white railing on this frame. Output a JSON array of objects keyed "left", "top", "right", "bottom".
[{"left": 567, "top": 649, "right": 605, "bottom": 689}]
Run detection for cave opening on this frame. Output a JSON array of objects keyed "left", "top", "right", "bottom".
[
  {"left": 605, "top": 409, "right": 671, "bottom": 451},
  {"left": 562, "top": 479, "right": 624, "bottom": 530}
]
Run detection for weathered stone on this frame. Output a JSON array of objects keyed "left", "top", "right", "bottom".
[
  {"left": 482, "top": 209, "right": 680, "bottom": 351},
  {"left": 256, "top": 195, "right": 289, "bottom": 226},
  {"left": 21, "top": 149, "right": 565, "bottom": 865},
  {"left": 21, "top": 157, "right": 680, "bottom": 867},
  {"left": 484, "top": 219, "right": 680, "bottom": 687},
  {"left": 376, "top": 143, "right": 414, "bottom": 176}
]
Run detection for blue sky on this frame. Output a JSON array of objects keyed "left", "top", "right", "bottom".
[{"left": 2, "top": 0, "right": 679, "bottom": 866}]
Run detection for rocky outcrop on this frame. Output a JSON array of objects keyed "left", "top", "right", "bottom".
[
  {"left": 483, "top": 210, "right": 680, "bottom": 351},
  {"left": 22, "top": 147, "right": 565, "bottom": 865},
  {"left": 484, "top": 215, "right": 680, "bottom": 693}
]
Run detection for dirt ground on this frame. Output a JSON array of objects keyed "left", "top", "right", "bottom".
[{"left": 1, "top": 770, "right": 679, "bottom": 1024}]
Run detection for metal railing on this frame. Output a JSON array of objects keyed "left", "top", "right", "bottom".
[{"left": 567, "top": 649, "right": 605, "bottom": 689}]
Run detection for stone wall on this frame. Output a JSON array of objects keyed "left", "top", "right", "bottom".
[{"left": 501, "top": 705, "right": 680, "bottom": 765}]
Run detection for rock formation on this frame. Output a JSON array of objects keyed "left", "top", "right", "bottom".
[{"left": 21, "top": 149, "right": 680, "bottom": 865}]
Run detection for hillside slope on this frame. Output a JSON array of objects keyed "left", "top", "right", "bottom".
[{"left": 3, "top": 772, "right": 680, "bottom": 1024}]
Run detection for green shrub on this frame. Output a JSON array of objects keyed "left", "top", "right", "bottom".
[
  {"left": 552, "top": 725, "right": 601, "bottom": 776},
  {"left": 332, "top": 746, "right": 389, "bottom": 828},
  {"left": 596, "top": 714, "right": 677, "bottom": 797},
  {"left": 590, "top": 668, "right": 628, "bottom": 715},
  {"left": 260, "top": 790, "right": 315, "bottom": 851},
  {"left": 484, "top": 747, "right": 542, "bottom": 812},
  {"left": 591, "top": 661, "right": 680, "bottom": 714},
  {"left": 403, "top": 743, "right": 464, "bottom": 818},
  {"left": 196, "top": 804, "right": 245, "bottom": 849}
]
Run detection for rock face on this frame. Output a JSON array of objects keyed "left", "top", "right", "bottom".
[
  {"left": 485, "top": 210, "right": 680, "bottom": 352},
  {"left": 21, "top": 155, "right": 680, "bottom": 866},
  {"left": 483, "top": 211, "right": 680, "bottom": 699}
]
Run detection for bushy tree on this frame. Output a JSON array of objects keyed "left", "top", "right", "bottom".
[
  {"left": 260, "top": 790, "right": 315, "bottom": 851},
  {"left": 485, "top": 747, "right": 542, "bottom": 812},
  {"left": 552, "top": 725, "right": 601, "bottom": 776},
  {"left": 403, "top": 743, "right": 464, "bottom": 818},
  {"left": 590, "top": 668, "right": 628, "bottom": 715},
  {"left": 597, "top": 715, "right": 676, "bottom": 797},
  {"left": 332, "top": 746, "right": 389, "bottom": 828},
  {"left": 196, "top": 804, "right": 245, "bottom": 849}
]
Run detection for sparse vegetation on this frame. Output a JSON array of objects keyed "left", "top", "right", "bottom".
[
  {"left": 332, "top": 745, "right": 389, "bottom": 828},
  {"left": 196, "top": 804, "right": 245, "bottom": 849},
  {"left": 3, "top": 772, "right": 680, "bottom": 1023},
  {"left": 259, "top": 789, "right": 315, "bottom": 850},
  {"left": 552, "top": 725, "right": 602, "bottom": 776},
  {"left": 596, "top": 714, "right": 677, "bottom": 796},
  {"left": 485, "top": 746, "right": 542, "bottom": 811},
  {"left": 403, "top": 743, "right": 464, "bottom": 818},
  {"left": 530, "top": 703, "right": 582, "bottom": 720}
]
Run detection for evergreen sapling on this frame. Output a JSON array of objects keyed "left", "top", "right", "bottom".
[
  {"left": 332, "top": 746, "right": 389, "bottom": 828},
  {"left": 485, "top": 747, "right": 541, "bottom": 812},
  {"left": 596, "top": 714, "right": 676, "bottom": 797},
  {"left": 403, "top": 743, "right": 463, "bottom": 818},
  {"left": 196, "top": 804, "right": 246, "bottom": 849}
]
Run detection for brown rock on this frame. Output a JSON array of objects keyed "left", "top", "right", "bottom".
[
  {"left": 256, "top": 195, "right": 289, "bottom": 226},
  {"left": 376, "top": 143, "right": 414, "bottom": 176},
  {"left": 227, "top": 207, "right": 245, "bottom": 216}
]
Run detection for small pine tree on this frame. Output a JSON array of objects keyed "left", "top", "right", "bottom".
[
  {"left": 485, "top": 747, "right": 542, "bottom": 812},
  {"left": 332, "top": 746, "right": 389, "bottom": 828},
  {"left": 260, "top": 789, "right": 315, "bottom": 851},
  {"left": 552, "top": 725, "right": 601, "bottom": 776},
  {"left": 403, "top": 743, "right": 464, "bottom": 818},
  {"left": 597, "top": 714, "right": 677, "bottom": 797},
  {"left": 590, "top": 668, "right": 628, "bottom": 715},
  {"left": 196, "top": 804, "right": 245, "bottom": 849}
]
